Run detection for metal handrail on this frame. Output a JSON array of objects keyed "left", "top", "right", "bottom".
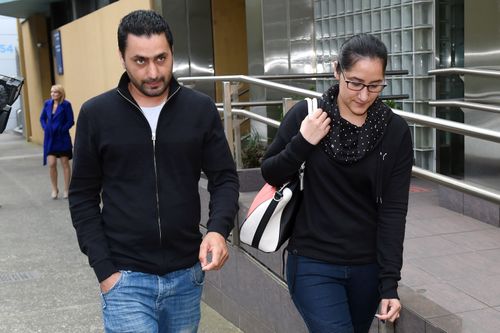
[
  {"left": 253, "top": 70, "right": 409, "bottom": 80},
  {"left": 215, "top": 101, "right": 283, "bottom": 108},
  {"left": 179, "top": 75, "right": 322, "bottom": 98},
  {"left": 380, "top": 94, "right": 410, "bottom": 100},
  {"left": 178, "top": 74, "right": 500, "bottom": 205},
  {"left": 428, "top": 100, "right": 500, "bottom": 114},
  {"left": 181, "top": 75, "right": 409, "bottom": 101},
  {"left": 412, "top": 167, "right": 500, "bottom": 204},
  {"left": 220, "top": 104, "right": 500, "bottom": 142},
  {"left": 218, "top": 108, "right": 281, "bottom": 128},
  {"left": 428, "top": 67, "right": 500, "bottom": 78},
  {"left": 393, "top": 109, "right": 500, "bottom": 143}
]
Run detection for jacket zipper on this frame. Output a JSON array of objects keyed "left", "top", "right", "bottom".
[
  {"left": 151, "top": 132, "right": 161, "bottom": 241},
  {"left": 117, "top": 86, "right": 181, "bottom": 244},
  {"left": 376, "top": 150, "right": 387, "bottom": 204}
]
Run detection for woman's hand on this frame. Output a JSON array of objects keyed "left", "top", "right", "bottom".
[
  {"left": 375, "top": 298, "right": 402, "bottom": 323},
  {"left": 299, "top": 108, "right": 331, "bottom": 145}
]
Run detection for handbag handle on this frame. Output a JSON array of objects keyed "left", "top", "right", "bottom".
[{"left": 305, "top": 97, "right": 317, "bottom": 117}]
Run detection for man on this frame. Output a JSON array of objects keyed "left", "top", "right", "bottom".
[{"left": 69, "top": 10, "right": 239, "bottom": 333}]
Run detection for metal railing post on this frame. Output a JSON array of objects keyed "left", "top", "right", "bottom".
[
  {"left": 222, "top": 81, "right": 235, "bottom": 158},
  {"left": 231, "top": 83, "right": 243, "bottom": 169},
  {"left": 232, "top": 216, "right": 241, "bottom": 247},
  {"left": 222, "top": 81, "right": 241, "bottom": 246},
  {"left": 282, "top": 97, "right": 298, "bottom": 115}
]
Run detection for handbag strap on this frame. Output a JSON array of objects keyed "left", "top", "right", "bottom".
[
  {"left": 299, "top": 98, "right": 317, "bottom": 190},
  {"left": 251, "top": 197, "right": 280, "bottom": 248}
]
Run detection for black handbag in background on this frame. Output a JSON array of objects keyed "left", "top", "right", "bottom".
[
  {"left": 0, "top": 75, "right": 24, "bottom": 134},
  {"left": 0, "top": 105, "right": 12, "bottom": 134}
]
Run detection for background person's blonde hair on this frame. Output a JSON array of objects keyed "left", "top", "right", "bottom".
[{"left": 51, "top": 84, "right": 65, "bottom": 102}]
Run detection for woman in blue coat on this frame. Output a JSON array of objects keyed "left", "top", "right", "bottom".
[{"left": 40, "top": 84, "right": 74, "bottom": 199}]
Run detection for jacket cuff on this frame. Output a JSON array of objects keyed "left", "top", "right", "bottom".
[
  {"left": 207, "top": 224, "right": 232, "bottom": 240},
  {"left": 379, "top": 278, "right": 399, "bottom": 299},
  {"left": 93, "top": 260, "right": 118, "bottom": 283}
]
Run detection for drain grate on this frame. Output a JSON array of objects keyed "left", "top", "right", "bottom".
[{"left": 0, "top": 271, "right": 40, "bottom": 283}]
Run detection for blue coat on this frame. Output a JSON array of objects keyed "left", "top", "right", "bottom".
[{"left": 40, "top": 99, "right": 75, "bottom": 165}]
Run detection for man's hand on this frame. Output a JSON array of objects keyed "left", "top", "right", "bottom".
[
  {"left": 99, "top": 271, "right": 121, "bottom": 293},
  {"left": 199, "top": 232, "right": 228, "bottom": 271},
  {"left": 300, "top": 108, "right": 331, "bottom": 145},
  {"left": 375, "top": 298, "right": 402, "bottom": 323}
]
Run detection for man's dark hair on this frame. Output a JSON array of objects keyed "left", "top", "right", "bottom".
[
  {"left": 117, "top": 10, "right": 174, "bottom": 56},
  {"left": 336, "top": 33, "right": 388, "bottom": 74}
]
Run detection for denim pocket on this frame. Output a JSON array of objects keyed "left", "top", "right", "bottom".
[
  {"left": 190, "top": 262, "right": 205, "bottom": 286},
  {"left": 100, "top": 271, "right": 129, "bottom": 310},
  {"left": 101, "top": 270, "right": 128, "bottom": 296}
]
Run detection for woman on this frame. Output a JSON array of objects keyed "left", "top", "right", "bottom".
[
  {"left": 40, "top": 84, "right": 74, "bottom": 199},
  {"left": 261, "top": 33, "right": 413, "bottom": 333}
]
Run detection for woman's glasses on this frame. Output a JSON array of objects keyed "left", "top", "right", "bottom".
[{"left": 338, "top": 63, "right": 387, "bottom": 93}]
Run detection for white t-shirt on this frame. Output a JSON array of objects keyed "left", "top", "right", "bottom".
[{"left": 140, "top": 101, "right": 165, "bottom": 135}]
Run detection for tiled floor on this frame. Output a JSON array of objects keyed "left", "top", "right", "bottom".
[{"left": 403, "top": 178, "right": 500, "bottom": 333}]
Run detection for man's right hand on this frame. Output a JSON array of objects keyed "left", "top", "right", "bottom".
[{"left": 99, "top": 272, "right": 121, "bottom": 293}]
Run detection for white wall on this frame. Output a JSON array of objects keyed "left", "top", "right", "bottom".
[{"left": 0, "top": 15, "right": 22, "bottom": 132}]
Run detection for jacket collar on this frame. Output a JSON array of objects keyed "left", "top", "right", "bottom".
[
  {"left": 50, "top": 99, "right": 62, "bottom": 116},
  {"left": 116, "top": 72, "right": 181, "bottom": 104}
]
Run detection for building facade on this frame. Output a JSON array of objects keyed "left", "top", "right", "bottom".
[
  {"left": 246, "top": 0, "right": 499, "bottom": 196},
  {"left": 4, "top": 0, "right": 500, "bottom": 192}
]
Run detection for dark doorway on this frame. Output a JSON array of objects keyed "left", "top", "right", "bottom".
[{"left": 436, "top": 0, "right": 464, "bottom": 178}]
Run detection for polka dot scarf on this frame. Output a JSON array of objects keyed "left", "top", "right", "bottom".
[{"left": 320, "top": 84, "right": 392, "bottom": 164}]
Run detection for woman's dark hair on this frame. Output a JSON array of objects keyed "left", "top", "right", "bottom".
[
  {"left": 118, "top": 10, "right": 174, "bottom": 57},
  {"left": 336, "top": 33, "right": 388, "bottom": 74}
]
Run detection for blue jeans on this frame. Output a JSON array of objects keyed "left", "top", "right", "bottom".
[
  {"left": 100, "top": 262, "right": 204, "bottom": 333},
  {"left": 286, "top": 253, "right": 380, "bottom": 333}
]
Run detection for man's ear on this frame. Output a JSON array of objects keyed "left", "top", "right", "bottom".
[{"left": 118, "top": 50, "right": 125, "bottom": 69}]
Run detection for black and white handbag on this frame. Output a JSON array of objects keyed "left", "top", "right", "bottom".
[{"left": 239, "top": 98, "right": 317, "bottom": 252}]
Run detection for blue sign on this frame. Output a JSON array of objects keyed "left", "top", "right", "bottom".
[
  {"left": 0, "top": 44, "right": 14, "bottom": 54},
  {"left": 52, "top": 30, "right": 64, "bottom": 75}
]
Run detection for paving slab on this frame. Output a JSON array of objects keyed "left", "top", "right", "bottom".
[{"left": 404, "top": 178, "right": 500, "bottom": 332}]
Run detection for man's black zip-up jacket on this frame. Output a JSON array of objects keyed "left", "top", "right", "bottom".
[{"left": 69, "top": 73, "right": 239, "bottom": 282}]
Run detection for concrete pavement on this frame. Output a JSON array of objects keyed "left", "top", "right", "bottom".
[{"left": 0, "top": 132, "right": 241, "bottom": 333}]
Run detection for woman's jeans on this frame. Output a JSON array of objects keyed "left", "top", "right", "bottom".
[
  {"left": 286, "top": 252, "right": 380, "bottom": 333},
  {"left": 100, "top": 262, "right": 204, "bottom": 333}
]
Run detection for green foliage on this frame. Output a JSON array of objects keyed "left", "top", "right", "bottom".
[
  {"left": 241, "top": 130, "right": 267, "bottom": 168},
  {"left": 384, "top": 99, "right": 397, "bottom": 108}
]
